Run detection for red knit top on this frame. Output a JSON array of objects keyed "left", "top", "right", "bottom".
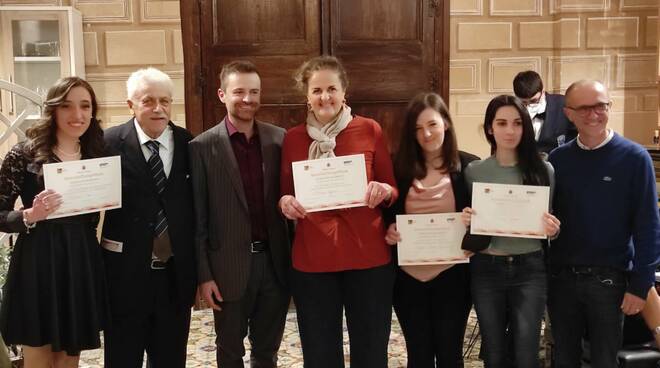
[{"left": 280, "top": 115, "right": 398, "bottom": 272}]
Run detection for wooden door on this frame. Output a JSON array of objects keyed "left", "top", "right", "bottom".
[
  {"left": 183, "top": 0, "right": 320, "bottom": 133},
  {"left": 181, "top": 0, "right": 449, "bottom": 151},
  {"left": 326, "top": 0, "right": 445, "bottom": 151}
]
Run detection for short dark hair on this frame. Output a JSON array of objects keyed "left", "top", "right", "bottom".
[
  {"left": 513, "top": 70, "right": 543, "bottom": 99},
  {"left": 219, "top": 60, "right": 259, "bottom": 90},
  {"left": 294, "top": 55, "right": 349, "bottom": 93}
]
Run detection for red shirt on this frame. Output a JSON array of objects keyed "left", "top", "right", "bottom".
[
  {"left": 226, "top": 118, "right": 268, "bottom": 242},
  {"left": 280, "top": 116, "right": 398, "bottom": 272}
]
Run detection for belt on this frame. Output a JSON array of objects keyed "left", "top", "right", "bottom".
[
  {"left": 250, "top": 240, "right": 269, "bottom": 253},
  {"left": 475, "top": 250, "right": 543, "bottom": 263},
  {"left": 150, "top": 259, "right": 168, "bottom": 270},
  {"left": 562, "top": 265, "right": 621, "bottom": 275}
]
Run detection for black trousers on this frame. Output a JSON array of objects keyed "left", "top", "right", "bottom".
[
  {"left": 104, "top": 263, "right": 191, "bottom": 368},
  {"left": 291, "top": 262, "right": 396, "bottom": 368},
  {"left": 393, "top": 264, "right": 472, "bottom": 368},
  {"left": 212, "top": 252, "right": 290, "bottom": 368}
]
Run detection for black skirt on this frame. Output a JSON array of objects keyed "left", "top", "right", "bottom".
[{"left": 0, "top": 213, "right": 107, "bottom": 355}]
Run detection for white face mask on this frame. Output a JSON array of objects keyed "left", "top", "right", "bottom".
[{"left": 526, "top": 93, "right": 547, "bottom": 119}]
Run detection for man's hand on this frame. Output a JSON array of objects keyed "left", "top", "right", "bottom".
[
  {"left": 621, "top": 292, "right": 646, "bottom": 315},
  {"left": 199, "top": 280, "right": 223, "bottom": 311}
]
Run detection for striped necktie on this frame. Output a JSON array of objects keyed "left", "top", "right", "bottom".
[{"left": 145, "top": 140, "right": 171, "bottom": 261}]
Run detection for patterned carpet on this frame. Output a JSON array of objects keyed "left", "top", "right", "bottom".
[{"left": 78, "top": 308, "right": 488, "bottom": 367}]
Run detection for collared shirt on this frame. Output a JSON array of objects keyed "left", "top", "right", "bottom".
[
  {"left": 533, "top": 115, "right": 544, "bottom": 141},
  {"left": 576, "top": 128, "right": 614, "bottom": 151},
  {"left": 226, "top": 117, "right": 268, "bottom": 242},
  {"left": 133, "top": 118, "right": 174, "bottom": 178}
]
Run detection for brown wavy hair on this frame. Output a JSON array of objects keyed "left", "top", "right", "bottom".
[
  {"left": 25, "top": 77, "right": 105, "bottom": 166},
  {"left": 394, "top": 92, "right": 460, "bottom": 188}
]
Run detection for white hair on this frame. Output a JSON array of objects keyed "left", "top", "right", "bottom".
[{"left": 126, "top": 67, "right": 174, "bottom": 101}]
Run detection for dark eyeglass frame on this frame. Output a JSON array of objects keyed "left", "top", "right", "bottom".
[{"left": 565, "top": 102, "right": 611, "bottom": 116}]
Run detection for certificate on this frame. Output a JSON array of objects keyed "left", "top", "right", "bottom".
[
  {"left": 292, "top": 154, "right": 368, "bottom": 212},
  {"left": 43, "top": 156, "right": 122, "bottom": 219},
  {"left": 396, "top": 213, "right": 468, "bottom": 265},
  {"left": 470, "top": 182, "right": 549, "bottom": 239}
]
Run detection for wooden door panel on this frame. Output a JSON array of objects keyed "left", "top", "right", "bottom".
[
  {"left": 200, "top": 0, "right": 320, "bottom": 131},
  {"left": 218, "top": 0, "right": 306, "bottom": 42},
  {"left": 211, "top": 0, "right": 318, "bottom": 55},
  {"left": 351, "top": 102, "right": 407, "bottom": 153},
  {"left": 330, "top": 0, "right": 436, "bottom": 103},
  {"left": 338, "top": 0, "right": 418, "bottom": 40},
  {"left": 181, "top": 0, "right": 448, "bottom": 136}
]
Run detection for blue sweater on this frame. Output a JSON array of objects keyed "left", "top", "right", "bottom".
[{"left": 548, "top": 133, "right": 660, "bottom": 299}]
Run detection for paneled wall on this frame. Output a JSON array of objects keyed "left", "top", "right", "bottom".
[
  {"left": 450, "top": 0, "right": 658, "bottom": 157},
  {"left": 76, "top": 0, "right": 186, "bottom": 128},
  {"left": 1, "top": 0, "right": 188, "bottom": 129},
  {"left": 3, "top": 0, "right": 658, "bottom": 158}
]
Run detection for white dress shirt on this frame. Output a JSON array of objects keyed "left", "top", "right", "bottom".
[
  {"left": 133, "top": 118, "right": 174, "bottom": 178},
  {"left": 532, "top": 116, "right": 544, "bottom": 141}
]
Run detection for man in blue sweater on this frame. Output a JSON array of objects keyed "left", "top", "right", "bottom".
[{"left": 548, "top": 80, "right": 660, "bottom": 368}]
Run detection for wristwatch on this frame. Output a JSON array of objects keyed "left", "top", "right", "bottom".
[{"left": 654, "top": 326, "right": 660, "bottom": 336}]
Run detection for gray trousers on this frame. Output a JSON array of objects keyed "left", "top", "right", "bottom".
[{"left": 213, "top": 252, "right": 289, "bottom": 368}]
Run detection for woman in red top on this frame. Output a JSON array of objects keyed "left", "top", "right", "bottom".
[{"left": 279, "top": 55, "right": 398, "bottom": 367}]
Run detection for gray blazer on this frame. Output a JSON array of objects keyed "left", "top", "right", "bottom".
[{"left": 188, "top": 119, "right": 291, "bottom": 301}]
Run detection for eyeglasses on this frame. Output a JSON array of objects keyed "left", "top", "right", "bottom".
[
  {"left": 565, "top": 102, "right": 611, "bottom": 116},
  {"left": 139, "top": 97, "right": 172, "bottom": 108}
]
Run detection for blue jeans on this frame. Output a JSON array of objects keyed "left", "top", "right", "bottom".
[
  {"left": 470, "top": 251, "right": 547, "bottom": 368},
  {"left": 548, "top": 266, "right": 626, "bottom": 368}
]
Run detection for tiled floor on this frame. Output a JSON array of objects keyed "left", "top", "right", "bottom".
[{"left": 78, "top": 308, "right": 488, "bottom": 367}]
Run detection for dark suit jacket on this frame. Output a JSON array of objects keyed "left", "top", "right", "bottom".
[
  {"left": 188, "top": 119, "right": 291, "bottom": 302},
  {"left": 537, "top": 93, "right": 577, "bottom": 154},
  {"left": 102, "top": 119, "right": 197, "bottom": 316}
]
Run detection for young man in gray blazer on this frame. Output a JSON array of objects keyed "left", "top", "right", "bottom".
[{"left": 189, "top": 61, "right": 291, "bottom": 368}]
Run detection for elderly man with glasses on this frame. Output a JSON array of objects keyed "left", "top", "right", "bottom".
[
  {"left": 547, "top": 80, "right": 660, "bottom": 368},
  {"left": 101, "top": 67, "right": 197, "bottom": 368}
]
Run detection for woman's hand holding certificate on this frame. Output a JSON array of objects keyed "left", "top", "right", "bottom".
[
  {"left": 42, "top": 156, "right": 122, "bottom": 219},
  {"left": 470, "top": 182, "right": 550, "bottom": 239}
]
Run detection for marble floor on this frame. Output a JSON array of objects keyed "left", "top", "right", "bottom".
[{"left": 77, "top": 308, "right": 489, "bottom": 367}]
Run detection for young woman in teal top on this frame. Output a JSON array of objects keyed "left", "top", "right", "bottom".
[{"left": 462, "top": 95, "right": 560, "bottom": 368}]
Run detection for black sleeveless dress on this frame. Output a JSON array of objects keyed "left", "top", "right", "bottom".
[{"left": 0, "top": 143, "right": 107, "bottom": 355}]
